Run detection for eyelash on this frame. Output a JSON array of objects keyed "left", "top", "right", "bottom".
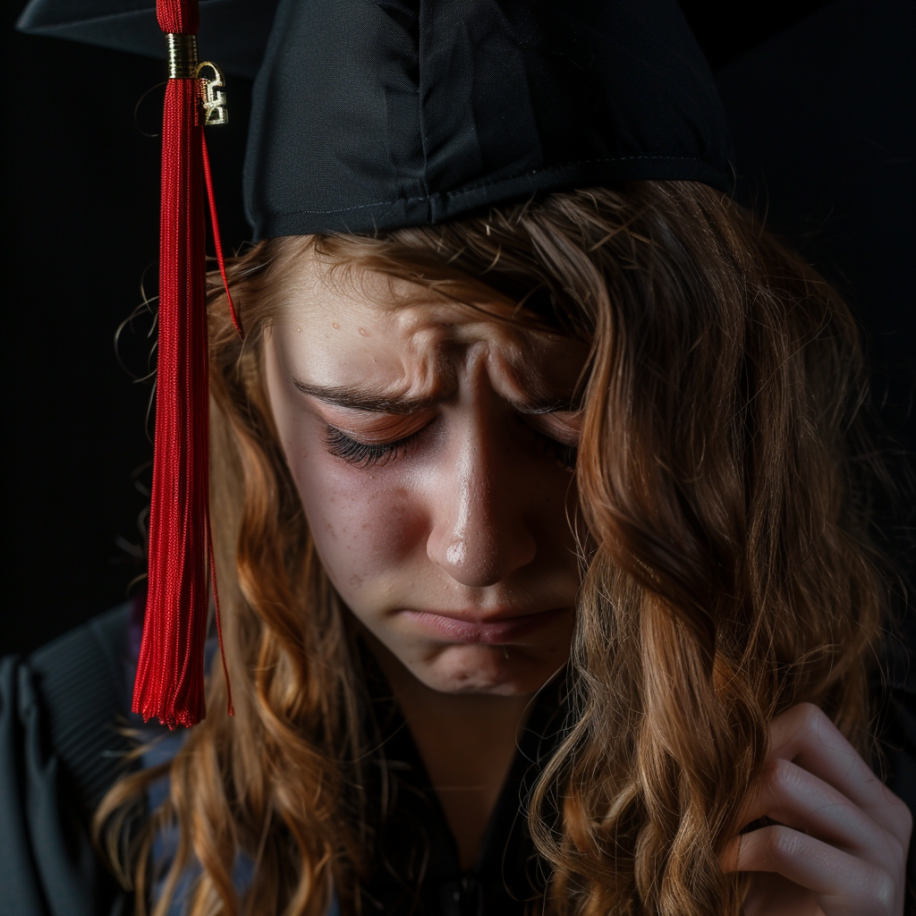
[
  {"left": 323, "top": 426, "right": 421, "bottom": 469},
  {"left": 323, "top": 420, "right": 578, "bottom": 470}
]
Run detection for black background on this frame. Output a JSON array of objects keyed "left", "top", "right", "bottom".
[{"left": 3, "top": 0, "right": 913, "bottom": 657}]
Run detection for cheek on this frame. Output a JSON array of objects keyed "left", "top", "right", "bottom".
[{"left": 287, "top": 442, "right": 425, "bottom": 602}]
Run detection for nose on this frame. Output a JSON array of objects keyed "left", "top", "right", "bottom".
[{"left": 426, "top": 422, "right": 537, "bottom": 588}]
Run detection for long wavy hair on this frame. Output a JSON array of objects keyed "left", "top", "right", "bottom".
[{"left": 95, "top": 181, "right": 894, "bottom": 915}]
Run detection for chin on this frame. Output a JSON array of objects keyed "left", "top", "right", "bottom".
[{"left": 416, "top": 643, "right": 561, "bottom": 696}]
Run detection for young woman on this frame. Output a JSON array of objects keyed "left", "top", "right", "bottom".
[
  {"left": 6, "top": 1, "right": 913, "bottom": 915},
  {"left": 86, "top": 182, "right": 909, "bottom": 915}
]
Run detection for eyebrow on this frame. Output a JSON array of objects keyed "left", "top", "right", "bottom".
[
  {"left": 293, "top": 379, "right": 442, "bottom": 414},
  {"left": 292, "top": 379, "right": 579, "bottom": 414}
]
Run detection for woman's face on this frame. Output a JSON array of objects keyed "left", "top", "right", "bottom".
[{"left": 264, "top": 256, "right": 586, "bottom": 697}]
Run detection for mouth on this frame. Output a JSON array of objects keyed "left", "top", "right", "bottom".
[{"left": 399, "top": 607, "right": 568, "bottom": 645}]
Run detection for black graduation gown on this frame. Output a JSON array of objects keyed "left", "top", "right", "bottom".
[{"left": 2, "top": 602, "right": 914, "bottom": 916}]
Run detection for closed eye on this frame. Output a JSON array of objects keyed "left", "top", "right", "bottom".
[
  {"left": 323, "top": 425, "right": 424, "bottom": 469},
  {"left": 520, "top": 416, "right": 578, "bottom": 470},
  {"left": 323, "top": 409, "right": 580, "bottom": 470}
]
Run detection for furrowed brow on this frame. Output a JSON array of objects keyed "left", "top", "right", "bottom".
[
  {"left": 293, "top": 379, "right": 581, "bottom": 414},
  {"left": 292, "top": 379, "right": 442, "bottom": 414}
]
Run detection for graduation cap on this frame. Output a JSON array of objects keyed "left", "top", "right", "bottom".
[{"left": 16, "top": 0, "right": 735, "bottom": 727}]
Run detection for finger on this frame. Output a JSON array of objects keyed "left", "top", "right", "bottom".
[
  {"left": 736, "top": 757, "right": 898, "bottom": 865},
  {"left": 725, "top": 824, "right": 897, "bottom": 915},
  {"left": 765, "top": 703, "right": 912, "bottom": 848}
]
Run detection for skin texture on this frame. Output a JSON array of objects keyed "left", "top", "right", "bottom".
[{"left": 264, "top": 254, "right": 912, "bottom": 904}]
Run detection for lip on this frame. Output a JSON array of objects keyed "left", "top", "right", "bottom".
[{"left": 400, "top": 607, "right": 568, "bottom": 645}]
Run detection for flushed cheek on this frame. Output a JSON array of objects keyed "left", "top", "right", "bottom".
[{"left": 293, "top": 455, "right": 425, "bottom": 602}]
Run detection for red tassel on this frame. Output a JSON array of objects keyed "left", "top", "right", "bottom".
[{"left": 132, "top": 0, "right": 210, "bottom": 728}]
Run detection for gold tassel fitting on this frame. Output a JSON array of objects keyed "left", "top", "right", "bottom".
[
  {"left": 167, "top": 33, "right": 199, "bottom": 79},
  {"left": 196, "top": 61, "right": 229, "bottom": 126}
]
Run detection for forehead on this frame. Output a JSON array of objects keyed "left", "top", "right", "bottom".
[{"left": 271, "top": 252, "right": 585, "bottom": 400}]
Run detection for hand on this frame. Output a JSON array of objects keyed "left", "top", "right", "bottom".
[{"left": 721, "top": 702, "right": 913, "bottom": 916}]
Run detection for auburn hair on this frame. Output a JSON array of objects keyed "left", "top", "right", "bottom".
[{"left": 96, "top": 181, "right": 892, "bottom": 915}]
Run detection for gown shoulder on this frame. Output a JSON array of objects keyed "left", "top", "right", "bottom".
[{"left": 0, "top": 602, "right": 137, "bottom": 916}]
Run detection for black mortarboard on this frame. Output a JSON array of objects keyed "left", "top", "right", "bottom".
[
  {"left": 16, "top": 0, "right": 735, "bottom": 726},
  {"left": 19, "top": 0, "right": 735, "bottom": 239}
]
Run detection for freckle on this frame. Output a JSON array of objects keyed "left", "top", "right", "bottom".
[
  {"left": 358, "top": 327, "right": 369, "bottom": 336},
  {"left": 332, "top": 322, "right": 340, "bottom": 329}
]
